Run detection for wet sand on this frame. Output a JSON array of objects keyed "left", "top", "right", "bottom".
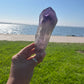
[{"left": 0, "top": 34, "right": 84, "bottom": 43}]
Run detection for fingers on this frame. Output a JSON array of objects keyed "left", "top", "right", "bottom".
[
  {"left": 17, "top": 43, "right": 35, "bottom": 59},
  {"left": 25, "top": 43, "right": 35, "bottom": 50},
  {"left": 29, "top": 48, "right": 35, "bottom": 56},
  {"left": 21, "top": 43, "right": 35, "bottom": 52},
  {"left": 16, "top": 43, "right": 46, "bottom": 67},
  {"left": 27, "top": 51, "right": 46, "bottom": 66},
  {"left": 35, "top": 52, "right": 46, "bottom": 64}
]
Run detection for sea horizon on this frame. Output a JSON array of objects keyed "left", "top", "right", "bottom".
[
  {"left": 0, "top": 21, "right": 84, "bottom": 28},
  {"left": 0, "top": 22, "right": 84, "bottom": 37}
]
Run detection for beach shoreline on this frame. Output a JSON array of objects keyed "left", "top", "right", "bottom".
[{"left": 0, "top": 34, "right": 84, "bottom": 43}]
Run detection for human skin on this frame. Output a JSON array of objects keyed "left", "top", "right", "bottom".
[
  {"left": 7, "top": 7, "right": 57, "bottom": 84},
  {"left": 7, "top": 43, "right": 45, "bottom": 84}
]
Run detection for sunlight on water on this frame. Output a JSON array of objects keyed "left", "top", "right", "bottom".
[
  {"left": 0, "top": 24, "right": 37, "bottom": 35},
  {"left": 0, "top": 24, "right": 21, "bottom": 34},
  {"left": 0, "top": 24, "right": 13, "bottom": 34},
  {"left": 0, "top": 23, "right": 84, "bottom": 36}
]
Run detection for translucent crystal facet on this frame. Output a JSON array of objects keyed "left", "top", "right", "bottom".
[{"left": 35, "top": 7, "right": 58, "bottom": 51}]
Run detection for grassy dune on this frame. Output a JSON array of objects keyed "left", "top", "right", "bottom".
[{"left": 0, "top": 41, "right": 84, "bottom": 84}]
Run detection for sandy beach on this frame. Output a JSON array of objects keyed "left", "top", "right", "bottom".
[{"left": 0, "top": 34, "right": 84, "bottom": 43}]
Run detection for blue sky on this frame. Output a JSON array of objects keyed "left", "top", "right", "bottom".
[{"left": 0, "top": 0, "right": 84, "bottom": 27}]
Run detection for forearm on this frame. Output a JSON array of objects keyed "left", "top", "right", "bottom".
[{"left": 7, "top": 77, "right": 30, "bottom": 84}]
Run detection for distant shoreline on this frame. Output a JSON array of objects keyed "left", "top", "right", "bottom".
[
  {"left": 0, "top": 34, "right": 84, "bottom": 43},
  {"left": 0, "top": 21, "right": 34, "bottom": 25},
  {"left": 0, "top": 23, "right": 84, "bottom": 37},
  {"left": 0, "top": 22, "right": 84, "bottom": 28}
]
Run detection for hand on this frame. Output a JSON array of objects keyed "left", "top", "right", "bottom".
[{"left": 7, "top": 43, "right": 45, "bottom": 84}]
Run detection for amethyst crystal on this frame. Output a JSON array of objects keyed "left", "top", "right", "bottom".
[{"left": 35, "top": 7, "right": 58, "bottom": 51}]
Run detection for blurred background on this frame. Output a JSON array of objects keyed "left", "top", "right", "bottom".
[{"left": 0, "top": 0, "right": 84, "bottom": 37}]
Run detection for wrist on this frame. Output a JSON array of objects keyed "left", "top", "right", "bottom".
[
  {"left": 7, "top": 76, "right": 30, "bottom": 84},
  {"left": 7, "top": 65, "right": 30, "bottom": 84}
]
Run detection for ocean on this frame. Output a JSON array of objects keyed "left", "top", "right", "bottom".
[{"left": 0, "top": 23, "right": 84, "bottom": 37}]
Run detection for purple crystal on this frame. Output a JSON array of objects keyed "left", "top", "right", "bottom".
[{"left": 35, "top": 7, "right": 58, "bottom": 51}]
